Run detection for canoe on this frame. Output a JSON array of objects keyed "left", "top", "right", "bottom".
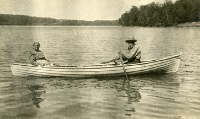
[{"left": 11, "top": 53, "right": 181, "bottom": 77}]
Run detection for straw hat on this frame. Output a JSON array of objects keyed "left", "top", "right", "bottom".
[{"left": 125, "top": 37, "right": 137, "bottom": 44}]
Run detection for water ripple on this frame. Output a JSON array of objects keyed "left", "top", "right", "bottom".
[{"left": 0, "top": 26, "right": 200, "bottom": 119}]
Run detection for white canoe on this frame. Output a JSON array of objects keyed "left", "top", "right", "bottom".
[{"left": 11, "top": 53, "right": 181, "bottom": 77}]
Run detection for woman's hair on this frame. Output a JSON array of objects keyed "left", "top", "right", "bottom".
[{"left": 33, "top": 42, "right": 40, "bottom": 46}]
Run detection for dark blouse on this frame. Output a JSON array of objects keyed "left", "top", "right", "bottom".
[{"left": 29, "top": 50, "right": 46, "bottom": 65}]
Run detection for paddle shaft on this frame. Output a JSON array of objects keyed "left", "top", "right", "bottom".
[{"left": 119, "top": 54, "right": 129, "bottom": 82}]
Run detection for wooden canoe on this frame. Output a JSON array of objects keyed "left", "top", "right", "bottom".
[{"left": 10, "top": 53, "right": 181, "bottom": 77}]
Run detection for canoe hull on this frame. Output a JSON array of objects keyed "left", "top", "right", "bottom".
[{"left": 11, "top": 54, "right": 181, "bottom": 77}]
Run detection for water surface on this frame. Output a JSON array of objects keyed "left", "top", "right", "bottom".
[{"left": 0, "top": 26, "right": 200, "bottom": 119}]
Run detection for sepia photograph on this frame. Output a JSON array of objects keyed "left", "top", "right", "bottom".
[{"left": 0, "top": 0, "right": 200, "bottom": 119}]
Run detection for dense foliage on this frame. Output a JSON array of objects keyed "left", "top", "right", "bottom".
[
  {"left": 0, "top": 14, "right": 119, "bottom": 26},
  {"left": 119, "top": 0, "right": 200, "bottom": 27},
  {"left": 0, "top": 14, "right": 57, "bottom": 25}
]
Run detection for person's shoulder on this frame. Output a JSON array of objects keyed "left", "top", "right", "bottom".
[
  {"left": 135, "top": 44, "right": 140, "bottom": 49},
  {"left": 135, "top": 45, "right": 141, "bottom": 52},
  {"left": 38, "top": 50, "right": 44, "bottom": 53},
  {"left": 131, "top": 45, "right": 140, "bottom": 52},
  {"left": 29, "top": 50, "right": 36, "bottom": 54},
  {"left": 30, "top": 50, "right": 43, "bottom": 53},
  {"left": 133, "top": 45, "right": 139, "bottom": 49}
]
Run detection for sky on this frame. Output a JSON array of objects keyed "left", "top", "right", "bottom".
[{"left": 0, "top": 0, "right": 175, "bottom": 21}]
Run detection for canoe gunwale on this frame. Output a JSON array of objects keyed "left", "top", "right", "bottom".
[
  {"left": 11, "top": 53, "right": 182, "bottom": 69},
  {"left": 11, "top": 57, "right": 178, "bottom": 72},
  {"left": 10, "top": 53, "right": 181, "bottom": 77}
]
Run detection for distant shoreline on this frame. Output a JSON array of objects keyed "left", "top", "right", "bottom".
[
  {"left": 0, "top": 14, "right": 120, "bottom": 26},
  {"left": 177, "top": 22, "right": 200, "bottom": 28},
  {"left": 1, "top": 14, "right": 199, "bottom": 28},
  {"left": 0, "top": 25, "right": 121, "bottom": 27},
  {"left": 1, "top": 23, "right": 199, "bottom": 28}
]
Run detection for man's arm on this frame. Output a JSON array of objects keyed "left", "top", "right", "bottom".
[{"left": 127, "top": 46, "right": 140, "bottom": 62}]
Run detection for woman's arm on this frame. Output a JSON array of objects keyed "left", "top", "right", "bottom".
[{"left": 29, "top": 51, "right": 37, "bottom": 65}]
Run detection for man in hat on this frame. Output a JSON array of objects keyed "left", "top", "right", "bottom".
[
  {"left": 29, "top": 42, "right": 51, "bottom": 66},
  {"left": 102, "top": 37, "right": 141, "bottom": 64}
]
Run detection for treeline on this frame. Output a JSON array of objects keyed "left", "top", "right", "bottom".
[
  {"left": 119, "top": 0, "right": 200, "bottom": 27},
  {"left": 0, "top": 14, "right": 119, "bottom": 26},
  {"left": 59, "top": 20, "right": 119, "bottom": 26},
  {"left": 0, "top": 14, "right": 57, "bottom": 25}
]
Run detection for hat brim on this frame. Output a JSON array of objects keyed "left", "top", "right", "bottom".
[{"left": 125, "top": 40, "right": 137, "bottom": 44}]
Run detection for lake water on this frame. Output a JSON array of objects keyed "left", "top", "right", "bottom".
[{"left": 0, "top": 26, "right": 200, "bottom": 119}]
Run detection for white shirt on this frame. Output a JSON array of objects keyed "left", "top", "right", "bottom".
[{"left": 121, "top": 45, "right": 141, "bottom": 60}]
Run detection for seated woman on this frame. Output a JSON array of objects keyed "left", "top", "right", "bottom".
[{"left": 29, "top": 42, "right": 51, "bottom": 66}]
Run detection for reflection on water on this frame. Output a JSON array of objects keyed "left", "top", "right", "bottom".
[
  {"left": 27, "top": 84, "right": 45, "bottom": 108},
  {"left": 0, "top": 26, "right": 200, "bottom": 119},
  {"left": 115, "top": 77, "right": 142, "bottom": 116},
  {"left": 125, "top": 85, "right": 141, "bottom": 104},
  {"left": 116, "top": 77, "right": 142, "bottom": 103}
]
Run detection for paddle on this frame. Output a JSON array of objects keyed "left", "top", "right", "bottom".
[{"left": 119, "top": 53, "right": 130, "bottom": 89}]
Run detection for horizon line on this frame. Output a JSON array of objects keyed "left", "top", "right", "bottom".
[{"left": 0, "top": 13, "right": 120, "bottom": 21}]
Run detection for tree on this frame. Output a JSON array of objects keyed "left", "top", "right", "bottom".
[{"left": 119, "top": 0, "right": 200, "bottom": 27}]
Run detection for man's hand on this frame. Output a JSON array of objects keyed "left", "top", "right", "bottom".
[{"left": 113, "top": 60, "right": 118, "bottom": 65}]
